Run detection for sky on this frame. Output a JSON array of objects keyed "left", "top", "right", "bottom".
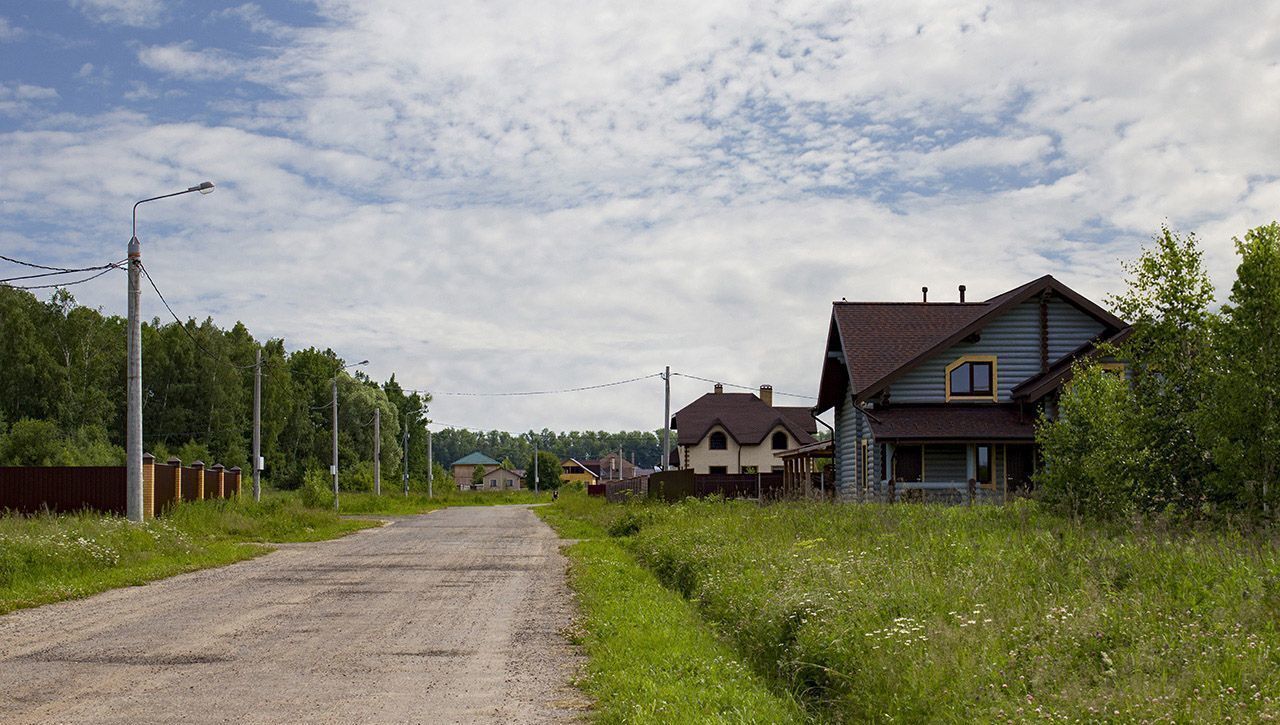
[{"left": 1, "top": 1, "right": 1278, "bottom": 434}]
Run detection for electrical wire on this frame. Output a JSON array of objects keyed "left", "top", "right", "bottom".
[
  {"left": 138, "top": 262, "right": 258, "bottom": 371},
  {"left": 0, "top": 253, "right": 102, "bottom": 272},
  {"left": 409, "top": 371, "right": 664, "bottom": 397},
  {"left": 671, "top": 371, "right": 816, "bottom": 400},
  {"left": 1, "top": 264, "right": 123, "bottom": 291}
]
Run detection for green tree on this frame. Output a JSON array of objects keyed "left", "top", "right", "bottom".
[
  {"left": 1109, "top": 226, "right": 1216, "bottom": 511},
  {"left": 525, "top": 450, "right": 563, "bottom": 490},
  {"left": 471, "top": 464, "right": 486, "bottom": 489},
  {"left": 1036, "top": 364, "right": 1144, "bottom": 519},
  {"left": 1202, "top": 222, "right": 1280, "bottom": 514}
]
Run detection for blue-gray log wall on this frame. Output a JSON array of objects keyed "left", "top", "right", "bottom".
[
  {"left": 887, "top": 296, "right": 1106, "bottom": 403},
  {"left": 923, "top": 444, "right": 967, "bottom": 482}
]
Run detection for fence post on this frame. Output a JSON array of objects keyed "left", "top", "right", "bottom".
[
  {"left": 229, "top": 467, "right": 242, "bottom": 498},
  {"left": 167, "top": 457, "right": 182, "bottom": 504},
  {"left": 142, "top": 453, "right": 156, "bottom": 520},
  {"left": 210, "top": 464, "right": 226, "bottom": 499},
  {"left": 191, "top": 461, "right": 205, "bottom": 500},
  {"left": 968, "top": 478, "right": 976, "bottom": 506},
  {"left": 888, "top": 478, "right": 896, "bottom": 504}
]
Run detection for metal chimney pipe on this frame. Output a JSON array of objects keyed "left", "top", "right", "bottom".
[
  {"left": 959, "top": 284, "right": 967, "bottom": 303},
  {"left": 921, "top": 286, "right": 929, "bottom": 303}
]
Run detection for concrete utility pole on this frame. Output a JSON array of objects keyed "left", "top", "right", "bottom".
[
  {"left": 533, "top": 438, "right": 540, "bottom": 494},
  {"left": 331, "top": 377, "right": 339, "bottom": 510},
  {"left": 662, "top": 365, "right": 671, "bottom": 472},
  {"left": 402, "top": 414, "right": 409, "bottom": 497},
  {"left": 426, "top": 429, "right": 433, "bottom": 498},
  {"left": 252, "top": 348, "right": 262, "bottom": 501},
  {"left": 373, "top": 407, "right": 381, "bottom": 496},
  {"left": 126, "top": 181, "right": 214, "bottom": 523}
]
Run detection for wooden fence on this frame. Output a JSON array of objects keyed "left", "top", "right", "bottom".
[
  {"left": 0, "top": 454, "right": 242, "bottom": 518},
  {"left": 646, "top": 470, "right": 786, "bottom": 503}
]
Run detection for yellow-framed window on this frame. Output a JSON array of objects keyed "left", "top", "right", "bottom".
[{"left": 945, "top": 355, "right": 999, "bottom": 402}]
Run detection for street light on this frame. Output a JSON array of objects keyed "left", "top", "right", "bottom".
[
  {"left": 332, "top": 359, "right": 369, "bottom": 510},
  {"left": 126, "top": 181, "right": 215, "bottom": 523}
]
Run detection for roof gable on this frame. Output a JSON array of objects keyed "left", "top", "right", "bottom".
[
  {"left": 817, "top": 275, "right": 1128, "bottom": 410},
  {"left": 672, "top": 392, "right": 817, "bottom": 447},
  {"left": 451, "top": 451, "right": 500, "bottom": 467}
]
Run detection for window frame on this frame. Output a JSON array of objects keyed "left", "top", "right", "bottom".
[
  {"left": 945, "top": 355, "right": 999, "bottom": 402},
  {"left": 771, "top": 431, "right": 788, "bottom": 450},
  {"left": 974, "top": 444, "right": 993, "bottom": 488},
  {"left": 708, "top": 431, "right": 728, "bottom": 450}
]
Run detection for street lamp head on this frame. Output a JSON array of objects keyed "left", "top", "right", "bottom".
[
  {"left": 355, "top": 359, "right": 369, "bottom": 366},
  {"left": 190, "top": 181, "right": 215, "bottom": 195}
]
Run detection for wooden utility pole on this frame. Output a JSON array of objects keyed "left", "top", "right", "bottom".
[
  {"left": 373, "top": 407, "right": 381, "bottom": 496},
  {"left": 252, "top": 348, "right": 261, "bottom": 501},
  {"left": 662, "top": 366, "right": 671, "bottom": 471}
]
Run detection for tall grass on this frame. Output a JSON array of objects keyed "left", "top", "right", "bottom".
[
  {"left": 0, "top": 497, "right": 375, "bottom": 614},
  {"left": 554, "top": 495, "right": 1280, "bottom": 722}
]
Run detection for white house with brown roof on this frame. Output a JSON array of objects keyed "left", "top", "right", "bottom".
[{"left": 671, "top": 384, "right": 817, "bottom": 474}]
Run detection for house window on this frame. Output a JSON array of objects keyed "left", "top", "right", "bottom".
[
  {"left": 946, "top": 356, "right": 997, "bottom": 401},
  {"left": 709, "top": 466, "right": 728, "bottom": 475},
  {"left": 709, "top": 431, "right": 728, "bottom": 450},
  {"left": 489, "top": 479, "right": 497, "bottom": 488},
  {"left": 771, "top": 431, "right": 788, "bottom": 450},
  {"left": 771, "top": 465, "right": 784, "bottom": 473},
  {"left": 742, "top": 465, "right": 758, "bottom": 474},
  {"left": 975, "top": 445, "right": 992, "bottom": 486}
]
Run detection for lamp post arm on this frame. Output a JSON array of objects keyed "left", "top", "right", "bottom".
[{"left": 133, "top": 184, "right": 212, "bottom": 238}]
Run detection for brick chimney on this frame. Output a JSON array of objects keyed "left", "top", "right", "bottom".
[
  {"left": 759, "top": 384, "right": 773, "bottom": 406},
  {"left": 713, "top": 383, "right": 723, "bottom": 394}
]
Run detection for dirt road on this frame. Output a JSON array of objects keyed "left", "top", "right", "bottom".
[{"left": 0, "top": 505, "right": 584, "bottom": 724}]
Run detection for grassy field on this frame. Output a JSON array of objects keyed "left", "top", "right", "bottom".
[
  {"left": 334, "top": 488, "right": 552, "bottom": 515},
  {"left": 538, "top": 502, "right": 804, "bottom": 723},
  {"left": 0, "top": 496, "right": 376, "bottom": 614},
  {"left": 546, "top": 494, "right": 1280, "bottom": 723}
]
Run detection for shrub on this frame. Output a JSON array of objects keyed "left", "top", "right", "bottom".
[{"left": 299, "top": 468, "right": 334, "bottom": 508}]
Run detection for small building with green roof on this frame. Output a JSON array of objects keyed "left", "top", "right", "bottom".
[{"left": 451, "top": 452, "right": 502, "bottom": 491}]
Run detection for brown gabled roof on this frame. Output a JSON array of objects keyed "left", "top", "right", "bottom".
[
  {"left": 866, "top": 404, "right": 1037, "bottom": 442},
  {"left": 1012, "top": 327, "right": 1133, "bottom": 401},
  {"left": 671, "top": 392, "right": 817, "bottom": 447},
  {"left": 817, "top": 275, "right": 1128, "bottom": 411}
]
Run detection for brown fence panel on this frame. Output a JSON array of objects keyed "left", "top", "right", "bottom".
[
  {"left": 603, "top": 476, "right": 648, "bottom": 503},
  {"left": 0, "top": 466, "right": 127, "bottom": 516},
  {"left": 153, "top": 463, "right": 179, "bottom": 513},
  {"left": 180, "top": 467, "right": 201, "bottom": 501},
  {"left": 645, "top": 471, "right": 784, "bottom": 503}
]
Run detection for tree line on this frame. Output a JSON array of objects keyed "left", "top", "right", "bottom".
[
  {"left": 1037, "top": 222, "right": 1280, "bottom": 520},
  {"left": 428, "top": 427, "right": 667, "bottom": 472}
]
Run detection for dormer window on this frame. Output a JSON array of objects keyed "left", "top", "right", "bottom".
[
  {"left": 709, "top": 431, "right": 728, "bottom": 450},
  {"left": 771, "top": 431, "right": 788, "bottom": 450},
  {"left": 946, "top": 356, "right": 998, "bottom": 401}
]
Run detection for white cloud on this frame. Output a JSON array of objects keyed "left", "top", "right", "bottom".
[
  {"left": 3, "top": 0, "right": 1279, "bottom": 432},
  {"left": 0, "top": 16, "right": 23, "bottom": 41},
  {"left": 69, "top": 0, "right": 166, "bottom": 28},
  {"left": 137, "top": 43, "right": 245, "bottom": 79}
]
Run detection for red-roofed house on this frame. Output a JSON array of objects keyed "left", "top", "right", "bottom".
[
  {"left": 816, "top": 276, "right": 1129, "bottom": 500},
  {"left": 671, "top": 384, "right": 817, "bottom": 474}
]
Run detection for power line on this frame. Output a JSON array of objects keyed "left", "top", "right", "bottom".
[
  {"left": 671, "top": 371, "right": 816, "bottom": 400},
  {"left": 0, "top": 254, "right": 102, "bottom": 272},
  {"left": 137, "top": 262, "right": 258, "bottom": 371},
  {"left": 1, "top": 264, "right": 123, "bottom": 291},
  {"left": 412, "top": 371, "right": 664, "bottom": 397},
  {"left": 1, "top": 260, "right": 123, "bottom": 284}
]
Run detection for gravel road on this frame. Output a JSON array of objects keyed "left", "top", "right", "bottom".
[{"left": 0, "top": 505, "right": 585, "bottom": 724}]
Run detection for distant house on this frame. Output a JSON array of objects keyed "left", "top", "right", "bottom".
[
  {"left": 560, "top": 457, "right": 599, "bottom": 486},
  {"left": 670, "top": 384, "right": 817, "bottom": 474},
  {"left": 582, "top": 451, "right": 639, "bottom": 481},
  {"left": 815, "top": 276, "right": 1129, "bottom": 500},
  {"left": 477, "top": 466, "right": 525, "bottom": 491},
  {"left": 450, "top": 452, "right": 499, "bottom": 490}
]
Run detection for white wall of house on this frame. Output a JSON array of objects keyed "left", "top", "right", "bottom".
[{"left": 683, "top": 424, "right": 793, "bottom": 473}]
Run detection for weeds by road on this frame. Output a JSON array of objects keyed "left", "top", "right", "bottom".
[
  {"left": 0, "top": 496, "right": 376, "bottom": 614},
  {"left": 546, "top": 494, "right": 1280, "bottom": 722},
  {"left": 537, "top": 497, "right": 803, "bottom": 723}
]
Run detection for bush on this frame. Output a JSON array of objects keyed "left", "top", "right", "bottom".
[{"left": 299, "top": 468, "right": 334, "bottom": 508}]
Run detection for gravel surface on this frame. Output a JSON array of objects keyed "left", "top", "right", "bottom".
[{"left": 0, "top": 505, "right": 586, "bottom": 724}]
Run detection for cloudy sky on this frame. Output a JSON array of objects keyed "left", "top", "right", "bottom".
[{"left": 1, "top": 1, "right": 1277, "bottom": 433}]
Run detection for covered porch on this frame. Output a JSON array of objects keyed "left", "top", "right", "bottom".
[{"left": 776, "top": 439, "right": 835, "bottom": 500}]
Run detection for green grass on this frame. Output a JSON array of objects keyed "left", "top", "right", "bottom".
[
  {"left": 0, "top": 496, "right": 376, "bottom": 614},
  {"left": 334, "top": 488, "right": 553, "bottom": 515},
  {"left": 539, "top": 505, "right": 804, "bottom": 723},
  {"left": 547, "top": 495, "right": 1280, "bottom": 722}
]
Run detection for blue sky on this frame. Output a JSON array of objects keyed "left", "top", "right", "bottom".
[{"left": 2, "top": 1, "right": 1278, "bottom": 432}]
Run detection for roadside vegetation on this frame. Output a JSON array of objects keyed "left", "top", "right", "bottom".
[
  {"left": 545, "top": 493, "right": 1280, "bottom": 722},
  {"left": 538, "top": 496, "right": 804, "bottom": 723},
  {"left": 0, "top": 496, "right": 376, "bottom": 614}
]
